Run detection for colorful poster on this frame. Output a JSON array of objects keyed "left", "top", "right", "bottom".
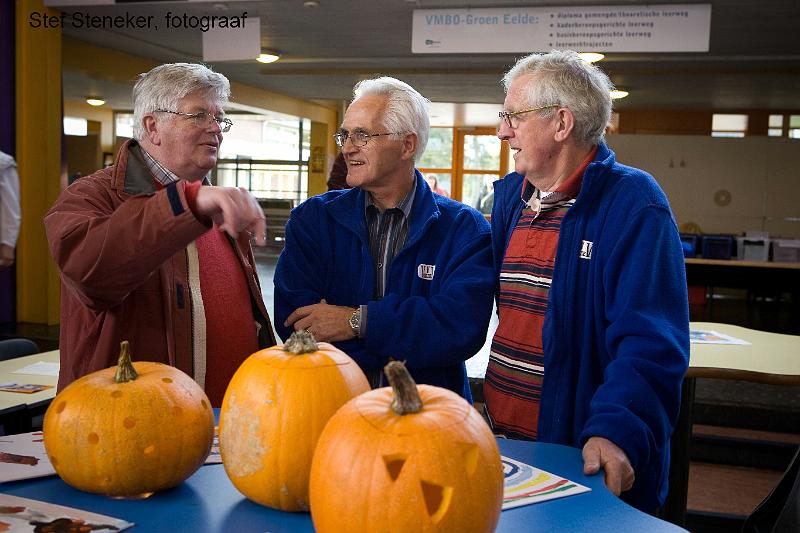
[{"left": 502, "top": 456, "right": 590, "bottom": 509}]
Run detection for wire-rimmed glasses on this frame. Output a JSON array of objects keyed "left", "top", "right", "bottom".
[
  {"left": 498, "top": 104, "right": 560, "bottom": 129},
  {"left": 156, "top": 109, "right": 233, "bottom": 133},
  {"left": 333, "top": 130, "right": 406, "bottom": 148}
]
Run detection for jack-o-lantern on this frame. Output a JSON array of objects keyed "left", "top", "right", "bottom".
[
  {"left": 43, "top": 341, "right": 214, "bottom": 498},
  {"left": 309, "top": 361, "right": 503, "bottom": 532},
  {"left": 219, "top": 330, "right": 370, "bottom": 511}
]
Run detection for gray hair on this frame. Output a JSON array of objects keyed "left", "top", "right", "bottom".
[
  {"left": 351, "top": 77, "right": 430, "bottom": 163},
  {"left": 502, "top": 50, "right": 613, "bottom": 145},
  {"left": 132, "top": 63, "right": 231, "bottom": 141}
]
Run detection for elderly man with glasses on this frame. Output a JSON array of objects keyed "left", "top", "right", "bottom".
[
  {"left": 485, "top": 50, "right": 689, "bottom": 512},
  {"left": 273, "top": 77, "right": 494, "bottom": 400},
  {"left": 45, "top": 63, "right": 275, "bottom": 406}
]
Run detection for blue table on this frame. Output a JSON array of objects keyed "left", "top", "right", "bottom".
[{"left": 2, "top": 438, "right": 683, "bottom": 531}]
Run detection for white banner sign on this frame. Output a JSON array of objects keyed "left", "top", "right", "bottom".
[{"left": 412, "top": 4, "right": 711, "bottom": 54}]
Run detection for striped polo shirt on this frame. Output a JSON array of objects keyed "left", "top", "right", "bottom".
[{"left": 484, "top": 147, "right": 596, "bottom": 440}]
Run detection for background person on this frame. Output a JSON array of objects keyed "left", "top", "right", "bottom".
[
  {"left": 0, "top": 150, "right": 20, "bottom": 268},
  {"left": 424, "top": 174, "right": 449, "bottom": 197},
  {"left": 485, "top": 50, "right": 689, "bottom": 511}
]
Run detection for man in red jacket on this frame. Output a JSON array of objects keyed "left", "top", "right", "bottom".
[{"left": 45, "top": 63, "right": 275, "bottom": 406}]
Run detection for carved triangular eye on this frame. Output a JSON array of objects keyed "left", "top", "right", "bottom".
[
  {"left": 383, "top": 454, "right": 406, "bottom": 481},
  {"left": 421, "top": 480, "right": 453, "bottom": 523}
]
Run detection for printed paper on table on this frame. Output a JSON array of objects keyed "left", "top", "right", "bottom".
[
  {"left": 502, "top": 455, "right": 590, "bottom": 510},
  {"left": 690, "top": 329, "right": 750, "bottom": 345},
  {"left": 0, "top": 493, "right": 133, "bottom": 532},
  {"left": 0, "top": 432, "right": 55, "bottom": 483}
]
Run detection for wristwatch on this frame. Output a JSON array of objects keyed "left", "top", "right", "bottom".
[{"left": 348, "top": 307, "right": 361, "bottom": 338}]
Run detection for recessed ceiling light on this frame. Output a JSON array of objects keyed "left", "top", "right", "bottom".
[
  {"left": 610, "top": 90, "right": 629, "bottom": 100},
  {"left": 256, "top": 52, "right": 280, "bottom": 64},
  {"left": 86, "top": 97, "right": 106, "bottom": 106},
  {"left": 578, "top": 52, "right": 605, "bottom": 63}
]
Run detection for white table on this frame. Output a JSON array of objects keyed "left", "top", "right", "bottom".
[{"left": 0, "top": 350, "right": 59, "bottom": 434}]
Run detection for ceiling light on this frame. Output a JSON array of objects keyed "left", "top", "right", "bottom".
[
  {"left": 578, "top": 52, "right": 605, "bottom": 63},
  {"left": 85, "top": 97, "right": 106, "bottom": 106},
  {"left": 610, "top": 90, "right": 629, "bottom": 100},
  {"left": 256, "top": 52, "right": 280, "bottom": 64},
  {"left": 303, "top": 0, "right": 320, "bottom": 7}
]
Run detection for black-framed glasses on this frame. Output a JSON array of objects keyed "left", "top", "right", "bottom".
[
  {"left": 156, "top": 109, "right": 233, "bottom": 133},
  {"left": 498, "top": 104, "right": 559, "bottom": 129},
  {"left": 333, "top": 130, "right": 406, "bottom": 148}
]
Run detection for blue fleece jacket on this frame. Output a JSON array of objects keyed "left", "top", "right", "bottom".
[
  {"left": 491, "top": 142, "right": 690, "bottom": 511},
  {"left": 274, "top": 171, "right": 495, "bottom": 400}
]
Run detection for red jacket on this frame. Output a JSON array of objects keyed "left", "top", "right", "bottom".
[{"left": 44, "top": 139, "right": 275, "bottom": 392}]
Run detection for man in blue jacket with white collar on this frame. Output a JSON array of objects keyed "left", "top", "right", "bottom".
[
  {"left": 273, "top": 76, "right": 494, "bottom": 400},
  {"left": 484, "top": 50, "right": 689, "bottom": 512}
]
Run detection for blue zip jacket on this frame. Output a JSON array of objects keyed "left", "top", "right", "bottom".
[
  {"left": 274, "top": 171, "right": 495, "bottom": 400},
  {"left": 491, "top": 142, "right": 690, "bottom": 511}
]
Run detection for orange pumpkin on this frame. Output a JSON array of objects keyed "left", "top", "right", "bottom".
[
  {"left": 43, "top": 341, "right": 214, "bottom": 498},
  {"left": 309, "top": 361, "right": 504, "bottom": 532},
  {"left": 219, "top": 329, "right": 370, "bottom": 511}
]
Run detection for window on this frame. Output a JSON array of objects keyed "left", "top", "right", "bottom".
[
  {"left": 114, "top": 113, "right": 134, "bottom": 140},
  {"left": 419, "top": 127, "right": 454, "bottom": 198},
  {"left": 711, "top": 114, "right": 748, "bottom": 138},
  {"left": 64, "top": 117, "right": 87, "bottom": 136},
  {"left": 789, "top": 115, "right": 800, "bottom": 140},
  {"left": 217, "top": 113, "right": 310, "bottom": 201},
  {"left": 768, "top": 114, "right": 783, "bottom": 137}
]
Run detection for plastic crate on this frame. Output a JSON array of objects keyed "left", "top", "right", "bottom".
[
  {"left": 772, "top": 240, "right": 800, "bottom": 263},
  {"left": 737, "top": 237, "right": 770, "bottom": 262},
  {"left": 680, "top": 233, "right": 700, "bottom": 258},
  {"left": 701, "top": 235, "right": 735, "bottom": 260}
]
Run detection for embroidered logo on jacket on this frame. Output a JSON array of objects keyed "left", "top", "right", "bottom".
[
  {"left": 580, "top": 240, "right": 593, "bottom": 260},
  {"left": 417, "top": 264, "right": 435, "bottom": 280}
]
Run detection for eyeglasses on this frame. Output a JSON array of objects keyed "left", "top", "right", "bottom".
[
  {"left": 156, "top": 109, "right": 233, "bottom": 133},
  {"left": 333, "top": 130, "right": 405, "bottom": 148},
  {"left": 498, "top": 104, "right": 559, "bottom": 129}
]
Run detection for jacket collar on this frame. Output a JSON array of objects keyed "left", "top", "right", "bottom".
[
  {"left": 326, "top": 169, "right": 440, "bottom": 245},
  {"left": 109, "top": 139, "right": 157, "bottom": 196},
  {"left": 111, "top": 138, "right": 212, "bottom": 195}
]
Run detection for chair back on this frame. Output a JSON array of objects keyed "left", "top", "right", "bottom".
[{"left": 0, "top": 338, "right": 40, "bottom": 361}]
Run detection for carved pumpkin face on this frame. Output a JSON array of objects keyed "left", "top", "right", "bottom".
[
  {"left": 309, "top": 365, "right": 503, "bottom": 532},
  {"left": 219, "top": 331, "right": 370, "bottom": 512},
  {"left": 43, "top": 344, "right": 214, "bottom": 498}
]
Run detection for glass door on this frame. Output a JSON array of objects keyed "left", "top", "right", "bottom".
[{"left": 455, "top": 128, "right": 509, "bottom": 215}]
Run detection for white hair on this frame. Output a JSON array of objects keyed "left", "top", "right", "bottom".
[
  {"left": 502, "top": 50, "right": 613, "bottom": 145},
  {"left": 351, "top": 77, "right": 430, "bottom": 163},
  {"left": 132, "top": 63, "right": 230, "bottom": 141}
]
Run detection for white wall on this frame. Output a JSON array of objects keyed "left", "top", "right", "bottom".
[{"left": 607, "top": 135, "right": 800, "bottom": 238}]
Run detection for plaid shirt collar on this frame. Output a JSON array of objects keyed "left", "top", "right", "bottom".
[{"left": 139, "top": 147, "right": 180, "bottom": 186}]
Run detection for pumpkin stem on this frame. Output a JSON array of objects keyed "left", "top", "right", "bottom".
[
  {"left": 385, "top": 361, "right": 423, "bottom": 415},
  {"left": 283, "top": 329, "right": 319, "bottom": 354},
  {"left": 114, "top": 341, "right": 139, "bottom": 383}
]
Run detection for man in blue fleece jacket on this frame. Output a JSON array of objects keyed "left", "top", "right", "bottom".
[
  {"left": 273, "top": 77, "right": 494, "bottom": 400},
  {"left": 485, "top": 50, "right": 689, "bottom": 511}
]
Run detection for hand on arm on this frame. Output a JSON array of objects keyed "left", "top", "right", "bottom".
[
  {"left": 582, "top": 436, "right": 635, "bottom": 496},
  {"left": 284, "top": 299, "right": 357, "bottom": 342},
  {"left": 195, "top": 186, "right": 266, "bottom": 246}
]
